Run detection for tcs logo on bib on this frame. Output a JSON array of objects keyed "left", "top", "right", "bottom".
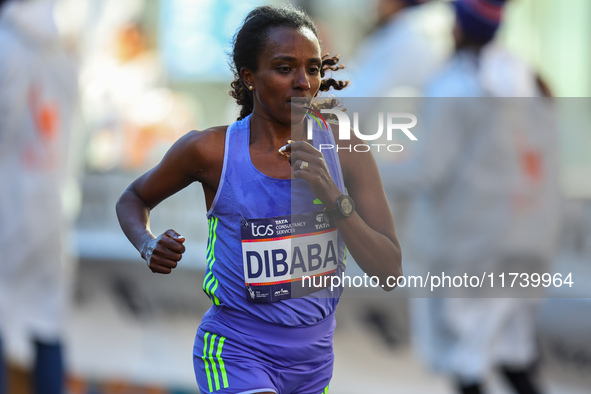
[{"left": 252, "top": 224, "right": 274, "bottom": 237}]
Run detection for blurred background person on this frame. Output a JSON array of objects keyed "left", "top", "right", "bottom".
[
  {"left": 381, "top": 0, "right": 562, "bottom": 393},
  {"left": 336, "top": 0, "right": 452, "bottom": 348},
  {"left": 0, "top": 0, "right": 78, "bottom": 392},
  {"left": 344, "top": 0, "right": 451, "bottom": 98}
]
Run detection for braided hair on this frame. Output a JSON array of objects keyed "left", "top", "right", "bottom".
[{"left": 230, "top": 5, "right": 348, "bottom": 120}]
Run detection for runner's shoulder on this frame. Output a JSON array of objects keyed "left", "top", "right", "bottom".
[
  {"left": 181, "top": 125, "right": 229, "bottom": 159},
  {"left": 185, "top": 125, "right": 228, "bottom": 146}
]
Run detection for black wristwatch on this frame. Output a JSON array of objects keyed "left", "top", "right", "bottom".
[{"left": 324, "top": 195, "right": 355, "bottom": 220}]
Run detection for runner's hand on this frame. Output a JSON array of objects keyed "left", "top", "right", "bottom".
[
  {"left": 142, "top": 229, "right": 186, "bottom": 274},
  {"left": 287, "top": 141, "right": 342, "bottom": 208}
]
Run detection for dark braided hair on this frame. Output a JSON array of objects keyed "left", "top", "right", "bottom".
[{"left": 230, "top": 5, "right": 348, "bottom": 120}]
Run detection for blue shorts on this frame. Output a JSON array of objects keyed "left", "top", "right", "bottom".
[{"left": 193, "top": 306, "right": 334, "bottom": 394}]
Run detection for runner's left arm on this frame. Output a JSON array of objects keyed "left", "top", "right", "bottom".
[{"left": 289, "top": 137, "right": 402, "bottom": 290}]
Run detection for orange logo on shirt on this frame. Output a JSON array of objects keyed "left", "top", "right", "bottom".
[
  {"left": 24, "top": 84, "right": 62, "bottom": 169},
  {"left": 522, "top": 150, "right": 542, "bottom": 182},
  {"left": 29, "top": 85, "right": 60, "bottom": 141}
]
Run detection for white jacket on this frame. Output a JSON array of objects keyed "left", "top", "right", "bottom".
[
  {"left": 343, "top": 5, "right": 451, "bottom": 98},
  {"left": 382, "top": 47, "right": 562, "bottom": 271},
  {"left": 386, "top": 45, "right": 563, "bottom": 380},
  {"left": 0, "top": 0, "right": 77, "bottom": 356}
]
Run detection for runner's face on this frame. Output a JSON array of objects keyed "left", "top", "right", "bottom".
[{"left": 247, "top": 26, "right": 322, "bottom": 125}]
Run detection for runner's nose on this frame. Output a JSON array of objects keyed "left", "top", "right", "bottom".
[{"left": 294, "top": 68, "right": 310, "bottom": 91}]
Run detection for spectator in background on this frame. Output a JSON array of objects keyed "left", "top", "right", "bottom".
[
  {"left": 0, "top": 0, "right": 78, "bottom": 392},
  {"left": 382, "top": 0, "right": 562, "bottom": 393},
  {"left": 339, "top": 0, "right": 451, "bottom": 347},
  {"left": 344, "top": 0, "right": 450, "bottom": 97}
]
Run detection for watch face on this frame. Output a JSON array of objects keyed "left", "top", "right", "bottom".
[{"left": 340, "top": 197, "right": 354, "bottom": 216}]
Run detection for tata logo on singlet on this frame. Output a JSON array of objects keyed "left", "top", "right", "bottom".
[
  {"left": 251, "top": 224, "right": 274, "bottom": 237},
  {"left": 315, "top": 213, "right": 330, "bottom": 230},
  {"left": 245, "top": 242, "right": 337, "bottom": 279}
]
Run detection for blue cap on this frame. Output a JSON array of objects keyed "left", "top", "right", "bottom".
[
  {"left": 453, "top": 0, "right": 508, "bottom": 43},
  {"left": 403, "top": 0, "right": 430, "bottom": 6}
]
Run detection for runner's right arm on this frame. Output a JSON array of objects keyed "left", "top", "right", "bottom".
[{"left": 116, "top": 127, "right": 226, "bottom": 273}]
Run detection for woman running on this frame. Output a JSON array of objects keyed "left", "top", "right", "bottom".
[{"left": 116, "top": 5, "right": 402, "bottom": 393}]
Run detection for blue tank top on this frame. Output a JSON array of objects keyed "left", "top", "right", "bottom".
[{"left": 202, "top": 114, "right": 347, "bottom": 326}]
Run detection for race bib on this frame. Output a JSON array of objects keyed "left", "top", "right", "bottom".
[{"left": 241, "top": 211, "right": 340, "bottom": 303}]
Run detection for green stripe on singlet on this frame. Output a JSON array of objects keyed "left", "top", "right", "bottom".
[
  {"left": 202, "top": 218, "right": 214, "bottom": 294},
  {"left": 202, "top": 332, "right": 213, "bottom": 392},
  {"left": 207, "top": 217, "right": 220, "bottom": 304},
  {"left": 322, "top": 383, "right": 330, "bottom": 393},
  {"left": 203, "top": 217, "right": 221, "bottom": 305}
]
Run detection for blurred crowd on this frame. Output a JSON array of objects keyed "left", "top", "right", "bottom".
[{"left": 0, "top": 0, "right": 590, "bottom": 393}]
